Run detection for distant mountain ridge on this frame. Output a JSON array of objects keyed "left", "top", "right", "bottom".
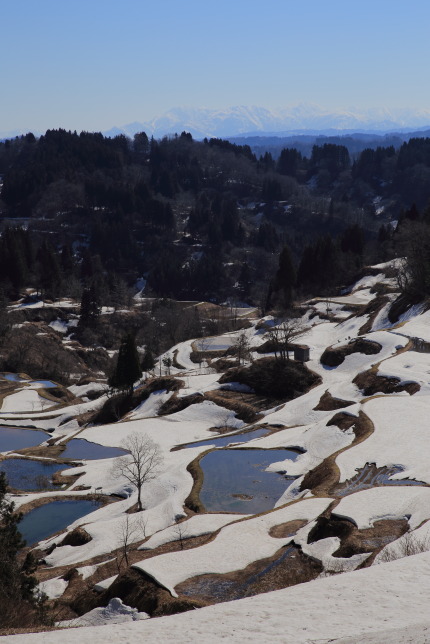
[
  {"left": 4, "top": 105, "right": 430, "bottom": 142},
  {"left": 104, "top": 105, "right": 430, "bottom": 139}
]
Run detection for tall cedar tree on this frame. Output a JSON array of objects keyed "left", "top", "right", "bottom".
[
  {"left": 78, "top": 284, "right": 100, "bottom": 330},
  {"left": 0, "top": 472, "right": 41, "bottom": 628},
  {"left": 109, "top": 334, "right": 142, "bottom": 396},
  {"left": 273, "top": 245, "right": 296, "bottom": 309},
  {"left": 141, "top": 346, "right": 156, "bottom": 373}
]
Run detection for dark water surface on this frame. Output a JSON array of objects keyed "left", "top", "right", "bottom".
[
  {"left": 0, "top": 458, "right": 73, "bottom": 490},
  {"left": 61, "top": 438, "right": 127, "bottom": 460},
  {"left": 0, "top": 426, "right": 48, "bottom": 452},
  {"left": 181, "top": 427, "right": 271, "bottom": 450},
  {"left": 199, "top": 448, "right": 299, "bottom": 514},
  {"left": 20, "top": 499, "right": 102, "bottom": 545}
]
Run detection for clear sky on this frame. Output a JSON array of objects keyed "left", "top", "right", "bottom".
[{"left": 1, "top": 0, "right": 430, "bottom": 133}]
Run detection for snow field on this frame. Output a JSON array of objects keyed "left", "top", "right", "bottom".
[
  {"left": 6, "top": 262, "right": 430, "bottom": 641},
  {"left": 139, "top": 513, "right": 251, "bottom": 550},
  {"left": 376, "top": 349, "right": 430, "bottom": 393},
  {"left": 9, "top": 550, "right": 430, "bottom": 643},
  {"left": 335, "top": 486, "right": 430, "bottom": 530},
  {"left": 0, "top": 389, "right": 58, "bottom": 413},
  {"left": 336, "top": 396, "right": 430, "bottom": 484}
]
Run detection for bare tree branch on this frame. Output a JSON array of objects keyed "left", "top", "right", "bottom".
[{"left": 112, "top": 433, "right": 163, "bottom": 511}]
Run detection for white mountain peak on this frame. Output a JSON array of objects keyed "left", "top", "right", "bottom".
[{"left": 107, "top": 104, "right": 430, "bottom": 140}]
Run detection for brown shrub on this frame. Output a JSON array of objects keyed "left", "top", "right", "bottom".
[{"left": 219, "top": 357, "right": 321, "bottom": 401}]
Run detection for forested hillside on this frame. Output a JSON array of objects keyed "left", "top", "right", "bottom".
[{"left": 1, "top": 129, "right": 430, "bottom": 309}]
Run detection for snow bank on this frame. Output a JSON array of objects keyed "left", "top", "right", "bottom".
[
  {"left": 139, "top": 513, "right": 248, "bottom": 550},
  {"left": 336, "top": 396, "right": 430, "bottom": 484},
  {"left": 9, "top": 550, "right": 430, "bottom": 643},
  {"left": 335, "top": 486, "right": 430, "bottom": 530},
  {"left": 58, "top": 598, "right": 149, "bottom": 628},
  {"left": 0, "top": 389, "right": 58, "bottom": 413}
]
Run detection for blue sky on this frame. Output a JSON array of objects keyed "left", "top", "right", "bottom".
[{"left": 1, "top": 0, "right": 429, "bottom": 133}]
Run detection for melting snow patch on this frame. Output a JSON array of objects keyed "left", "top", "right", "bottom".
[{"left": 58, "top": 598, "right": 149, "bottom": 627}]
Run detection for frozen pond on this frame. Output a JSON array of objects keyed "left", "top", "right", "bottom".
[
  {"left": 199, "top": 448, "right": 299, "bottom": 514},
  {"left": 61, "top": 438, "right": 128, "bottom": 460},
  {"left": 0, "top": 458, "right": 73, "bottom": 490},
  {"left": 0, "top": 426, "right": 49, "bottom": 452},
  {"left": 20, "top": 499, "right": 102, "bottom": 545}
]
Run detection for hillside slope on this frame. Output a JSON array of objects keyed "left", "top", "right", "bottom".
[{"left": 2, "top": 259, "right": 430, "bottom": 641}]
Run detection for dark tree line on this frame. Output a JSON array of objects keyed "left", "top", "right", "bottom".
[{"left": 2, "top": 128, "right": 430, "bottom": 309}]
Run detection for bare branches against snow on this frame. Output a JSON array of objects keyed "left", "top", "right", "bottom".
[{"left": 112, "top": 433, "right": 163, "bottom": 511}]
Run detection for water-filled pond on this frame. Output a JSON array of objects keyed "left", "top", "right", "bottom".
[
  {"left": 61, "top": 438, "right": 128, "bottom": 460},
  {"left": 0, "top": 374, "right": 57, "bottom": 388},
  {"left": 20, "top": 499, "right": 102, "bottom": 545},
  {"left": 2, "top": 373, "right": 28, "bottom": 382},
  {"left": 198, "top": 448, "right": 299, "bottom": 514},
  {"left": 0, "top": 426, "right": 49, "bottom": 452},
  {"left": 0, "top": 458, "right": 73, "bottom": 490},
  {"left": 180, "top": 427, "right": 271, "bottom": 450},
  {"left": 30, "top": 380, "right": 57, "bottom": 389}
]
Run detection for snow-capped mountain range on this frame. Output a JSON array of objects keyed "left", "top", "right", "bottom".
[
  {"left": 105, "top": 105, "right": 430, "bottom": 139},
  {"left": 4, "top": 105, "right": 430, "bottom": 141}
]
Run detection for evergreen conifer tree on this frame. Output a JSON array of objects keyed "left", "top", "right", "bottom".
[
  {"left": 78, "top": 284, "right": 100, "bottom": 330},
  {"left": 274, "top": 245, "right": 296, "bottom": 309},
  {"left": 0, "top": 472, "right": 41, "bottom": 628},
  {"left": 141, "top": 346, "right": 156, "bottom": 373},
  {"left": 109, "top": 333, "right": 142, "bottom": 396}
]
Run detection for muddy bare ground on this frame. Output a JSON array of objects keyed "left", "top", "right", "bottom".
[{"left": 308, "top": 513, "right": 409, "bottom": 562}]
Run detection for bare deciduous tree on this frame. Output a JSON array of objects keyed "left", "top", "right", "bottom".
[
  {"left": 173, "top": 519, "right": 189, "bottom": 550},
  {"left": 115, "top": 514, "right": 148, "bottom": 570},
  {"left": 265, "top": 317, "right": 306, "bottom": 361},
  {"left": 377, "top": 531, "right": 430, "bottom": 564},
  {"left": 112, "top": 433, "right": 163, "bottom": 511},
  {"left": 231, "top": 331, "right": 251, "bottom": 365}
]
